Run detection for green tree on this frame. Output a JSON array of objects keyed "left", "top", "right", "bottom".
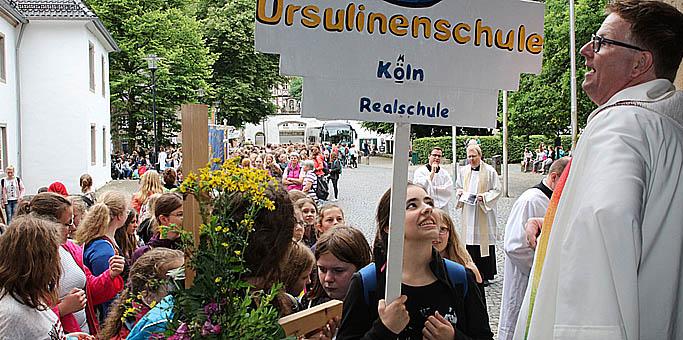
[
  {"left": 202, "top": 0, "right": 284, "bottom": 127},
  {"left": 289, "top": 77, "right": 302, "bottom": 101},
  {"left": 507, "top": 0, "right": 607, "bottom": 136},
  {"left": 89, "top": 0, "right": 214, "bottom": 152}
]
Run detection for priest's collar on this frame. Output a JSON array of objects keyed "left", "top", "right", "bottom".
[
  {"left": 471, "top": 165, "right": 480, "bottom": 171},
  {"left": 533, "top": 180, "right": 553, "bottom": 199}
]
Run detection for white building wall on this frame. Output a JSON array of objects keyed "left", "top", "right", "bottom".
[
  {"left": 19, "top": 21, "right": 111, "bottom": 194},
  {"left": 0, "top": 17, "right": 20, "bottom": 176}
]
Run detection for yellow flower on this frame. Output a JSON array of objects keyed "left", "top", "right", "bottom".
[
  {"left": 234, "top": 250, "right": 241, "bottom": 256},
  {"left": 215, "top": 277, "right": 222, "bottom": 283},
  {"left": 222, "top": 242, "right": 228, "bottom": 247}
]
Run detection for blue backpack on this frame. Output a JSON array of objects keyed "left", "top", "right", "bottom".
[{"left": 358, "top": 259, "right": 468, "bottom": 305}]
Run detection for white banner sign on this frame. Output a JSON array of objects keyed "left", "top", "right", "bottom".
[{"left": 255, "top": 0, "right": 545, "bottom": 128}]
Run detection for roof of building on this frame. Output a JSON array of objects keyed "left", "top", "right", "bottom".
[
  {"left": 6, "top": 0, "right": 119, "bottom": 51},
  {"left": 12, "top": 0, "right": 96, "bottom": 19},
  {"left": 0, "top": 0, "right": 28, "bottom": 24}
]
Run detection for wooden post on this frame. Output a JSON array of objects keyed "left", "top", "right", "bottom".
[{"left": 181, "top": 103, "right": 209, "bottom": 287}]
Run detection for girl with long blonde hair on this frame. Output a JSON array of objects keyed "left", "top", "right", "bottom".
[
  {"left": 76, "top": 191, "right": 129, "bottom": 322},
  {"left": 131, "top": 170, "right": 164, "bottom": 214},
  {"left": 432, "top": 208, "right": 484, "bottom": 284},
  {"left": 100, "top": 248, "right": 184, "bottom": 339}
]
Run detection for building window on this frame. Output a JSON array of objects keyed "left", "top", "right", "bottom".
[
  {"left": 101, "top": 56, "right": 106, "bottom": 97},
  {"left": 0, "top": 126, "right": 7, "bottom": 171},
  {"left": 102, "top": 127, "right": 107, "bottom": 165},
  {"left": 89, "top": 42, "right": 95, "bottom": 92},
  {"left": 0, "top": 33, "right": 6, "bottom": 83},
  {"left": 91, "top": 124, "right": 96, "bottom": 165}
]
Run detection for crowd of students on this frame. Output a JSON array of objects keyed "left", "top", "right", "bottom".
[{"left": 0, "top": 143, "right": 495, "bottom": 340}]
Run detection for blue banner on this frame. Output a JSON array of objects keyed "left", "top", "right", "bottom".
[{"left": 208, "top": 128, "right": 225, "bottom": 169}]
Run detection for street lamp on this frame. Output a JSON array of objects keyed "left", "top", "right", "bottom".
[{"left": 144, "top": 54, "right": 162, "bottom": 169}]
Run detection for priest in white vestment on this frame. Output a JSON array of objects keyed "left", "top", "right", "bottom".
[
  {"left": 515, "top": 2, "right": 683, "bottom": 339},
  {"left": 498, "top": 157, "right": 569, "bottom": 340},
  {"left": 413, "top": 146, "right": 453, "bottom": 210},
  {"left": 456, "top": 144, "right": 501, "bottom": 284}
]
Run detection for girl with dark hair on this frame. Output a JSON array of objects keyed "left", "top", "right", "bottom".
[
  {"left": 281, "top": 241, "right": 315, "bottom": 311},
  {"left": 17, "top": 192, "right": 124, "bottom": 336},
  {"left": 305, "top": 226, "right": 372, "bottom": 308},
  {"left": 132, "top": 192, "right": 184, "bottom": 262},
  {"left": 233, "top": 181, "right": 297, "bottom": 316},
  {"left": 115, "top": 209, "right": 140, "bottom": 281},
  {"left": 337, "top": 184, "right": 492, "bottom": 340},
  {"left": 162, "top": 168, "right": 178, "bottom": 191}
]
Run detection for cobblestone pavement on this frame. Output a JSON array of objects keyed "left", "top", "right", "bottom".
[{"left": 100, "top": 157, "right": 544, "bottom": 338}]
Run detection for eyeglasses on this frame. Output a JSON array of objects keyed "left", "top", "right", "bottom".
[
  {"left": 63, "top": 216, "right": 75, "bottom": 227},
  {"left": 430, "top": 154, "right": 443, "bottom": 158},
  {"left": 591, "top": 34, "right": 645, "bottom": 53}
]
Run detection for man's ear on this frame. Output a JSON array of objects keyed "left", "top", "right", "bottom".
[{"left": 632, "top": 51, "right": 654, "bottom": 78}]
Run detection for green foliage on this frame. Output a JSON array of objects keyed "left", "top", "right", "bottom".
[
  {"left": 289, "top": 77, "right": 302, "bottom": 101},
  {"left": 167, "top": 159, "right": 285, "bottom": 339},
  {"left": 412, "top": 135, "right": 574, "bottom": 164},
  {"left": 202, "top": 0, "right": 284, "bottom": 127},
  {"left": 507, "top": 0, "right": 607, "bottom": 135},
  {"left": 88, "top": 0, "right": 213, "bottom": 151},
  {"left": 360, "top": 122, "right": 492, "bottom": 139}
]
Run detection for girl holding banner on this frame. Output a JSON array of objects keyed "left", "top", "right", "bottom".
[{"left": 337, "top": 183, "right": 492, "bottom": 339}]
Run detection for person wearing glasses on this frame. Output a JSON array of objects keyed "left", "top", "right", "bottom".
[
  {"left": 412, "top": 147, "right": 453, "bottom": 210},
  {"left": 498, "top": 157, "right": 569, "bottom": 340},
  {"left": 454, "top": 143, "right": 501, "bottom": 288},
  {"left": 15, "top": 192, "right": 124, "bottom": 336},
  {"left": 516, "top": 2, "right": 683, "bottom": 339}
]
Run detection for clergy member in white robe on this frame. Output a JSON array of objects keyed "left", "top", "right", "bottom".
[
  {"left": 514, "top": 3, "right": 683, "bottom": 337},
  {"left": 413, "top": 146, "right": 453, "bottom": 210},
  {"left": 456, "top": 144, "right": 501, "bottom": 282},
  {"left": 498, "top": 158, "right": 569, "bottom": 340}
]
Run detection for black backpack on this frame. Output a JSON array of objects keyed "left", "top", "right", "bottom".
[{"left": 316, "top": 176, "right": 329, "bottom": 200}]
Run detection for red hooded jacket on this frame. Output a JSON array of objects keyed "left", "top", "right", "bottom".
[{"left": 52, "top": 240, "right": 124, "bottom": 335}]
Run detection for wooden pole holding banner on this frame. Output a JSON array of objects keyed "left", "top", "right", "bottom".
[
  {"left": 384, "top": 122, "right": 411, "bottom": 302},
  {"left": 181, "top": 103, "right": 209, "bottom": 287},
  {"left": 502, "top": 91, "right": 509, "bottom": 197}
]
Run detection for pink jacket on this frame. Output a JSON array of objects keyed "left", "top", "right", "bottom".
[{"left": 52, "top": 240, "right": 124, "bottom": 335}]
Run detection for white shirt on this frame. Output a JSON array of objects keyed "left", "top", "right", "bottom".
[
  {"left": 498, "top": 182, "right": 550, "bottom": 340},
  {"left": 516, "top": 80, "right": 683, "bottom": 340},
  {"left": 58, "top": 247, "right": 89, "bottom": 333},
  {"left": 412, "top": 164, "right": 453, "bottom": 210},
  {"left": 0, "top": 292, "right": 66, "bottom": 339},
  {"left": 158, "top": 151, "right": 168, "bottom": 170}
]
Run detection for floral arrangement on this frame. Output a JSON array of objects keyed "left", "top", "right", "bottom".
[{"left": 164, "top": 158, "right": 286, "bottom": 339}]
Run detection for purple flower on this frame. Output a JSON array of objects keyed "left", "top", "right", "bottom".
[
  {"left": 203, "top": 302, "right": 219, "bottom": 316},
  {"left": 201, "top": 320, "right": 221, "bottom": 336},
  {"left": 168, "top": 323, "right": 191, "bottom": 340}
]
